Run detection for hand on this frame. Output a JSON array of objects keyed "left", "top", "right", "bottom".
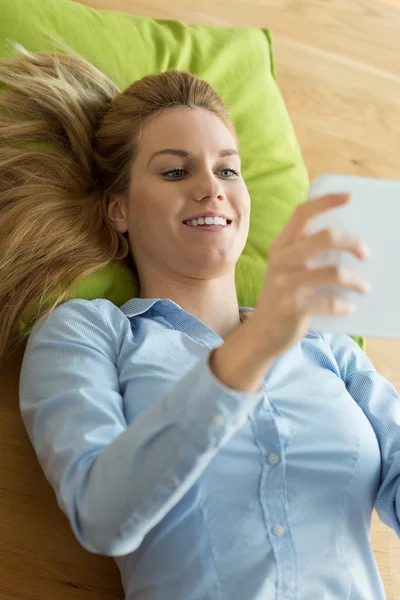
[{"left": 253, "top": 193, "right": 371, "bottom": 357}]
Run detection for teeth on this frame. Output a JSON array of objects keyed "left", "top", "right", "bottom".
[{"left": 185, "top": 217, "right": 229, "bottom": 227}]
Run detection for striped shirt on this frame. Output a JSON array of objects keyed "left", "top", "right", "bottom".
[{"left": 19, "top": 297, "right": 400, "bottom": 599}]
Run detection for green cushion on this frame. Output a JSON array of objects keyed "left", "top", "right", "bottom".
[{"left": 0, "top": 0, "right": 364, "bottom": 350}]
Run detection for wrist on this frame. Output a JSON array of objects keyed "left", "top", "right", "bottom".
[
  {"left": 208, "top": 311, "right": 278, "bottom": 395},
  {"left": 244, "top": 310, "right": 279, "bottom": 361}
]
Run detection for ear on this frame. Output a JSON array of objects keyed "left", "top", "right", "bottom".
[{"left": 108, "top": 194, "right": 129, "bottom": 234}]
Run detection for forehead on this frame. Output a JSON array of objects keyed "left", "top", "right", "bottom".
[{"left": 137, "top": 107, "right": 237, "bottom": 156}]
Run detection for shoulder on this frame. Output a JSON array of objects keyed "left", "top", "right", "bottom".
[
  {"left": 310, "top": 330, "right": 373, "bottom": 380},
  {"left": 26, "top": 298, "right": 131, "bottom": 358}
]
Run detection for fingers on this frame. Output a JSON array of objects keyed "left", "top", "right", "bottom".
[
  {"left": 276, "top": 193, "right": 350, "bottom": 247},
  {"left": 290, "top": 264, "right": 371, "bottom": 295},
  {"left": 296, "top": 290, "right": 356, "bottom": 316},
  {"left": 276, "top": 228, "right": 370, "bottom": 268},
  {"left": 267, "top": 190, "right": 373, "bottom": 322}
]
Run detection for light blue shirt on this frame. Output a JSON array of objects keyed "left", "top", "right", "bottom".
[{"left": 19, "top": 297, "right": 400, "bottom": 600}]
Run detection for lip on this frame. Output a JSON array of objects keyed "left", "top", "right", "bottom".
[
  {"left": 184, "top": 224, "right": 232, "bottom": 232},
  {"left": 182, "top": 211, "right": 233, "bottom": 223}
]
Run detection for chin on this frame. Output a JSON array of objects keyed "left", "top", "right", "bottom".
[{"left": 183, "top": 255, "right": 237, "bottom": 277}]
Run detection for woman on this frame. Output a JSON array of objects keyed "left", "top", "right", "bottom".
[{"left": 0, "top": 45, "right": 399, "bottom": 600}]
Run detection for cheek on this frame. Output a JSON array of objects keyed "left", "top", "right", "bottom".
[
  {"left": 235, "top": 186, "right": 251, "bottom": 219},
  {"left": 129, "top": 183, "right": 172, "bottom": 228}
]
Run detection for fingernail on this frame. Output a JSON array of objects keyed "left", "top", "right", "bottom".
[
  {"left": 344, "top": 302, "right": 356, "bottom": 314},
  {"left": 362, "top": 281, "right": 372, "bottom": 293},
  {"left": 360, "top": 242, "right": 371, "bottom": 259}
]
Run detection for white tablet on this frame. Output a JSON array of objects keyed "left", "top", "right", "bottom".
[{"left": 306, "top": 174, "right": 400, "bottom": 339}]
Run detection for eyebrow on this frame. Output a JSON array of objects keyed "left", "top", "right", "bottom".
[{"left": 147, "top": 148, "right": 239, "bottom": 167}]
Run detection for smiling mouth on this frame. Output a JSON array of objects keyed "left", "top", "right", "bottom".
[
  {"left": 183, "top": 221, "right": 233, "bottom": 232},
  {"left": 183, "top": 219, "right": 233, "bottom": 228}
]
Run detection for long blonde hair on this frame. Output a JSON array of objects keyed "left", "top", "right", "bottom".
[{"left": 0, "top": 41, "right": 236, "bottom": 363}]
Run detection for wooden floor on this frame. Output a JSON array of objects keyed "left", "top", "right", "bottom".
[{"left": 1, "top": 0, "right": 399, "bottom": 598}]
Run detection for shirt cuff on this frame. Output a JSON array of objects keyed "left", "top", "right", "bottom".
[{"left": 162, "top": 351, "right": 266, "bottom": 452}]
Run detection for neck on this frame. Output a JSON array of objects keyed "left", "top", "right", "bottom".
[{"left": 138, "top": 268, "right": 241, "bottom": 340}]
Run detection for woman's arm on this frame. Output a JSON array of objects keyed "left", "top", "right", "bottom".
[{"left": 19, "top": 299, "right": 269, "bottom": 557}]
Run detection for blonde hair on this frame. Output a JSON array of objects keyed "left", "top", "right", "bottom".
[{"left": 0, "top": 40, "right": 236, "bottom": 364}]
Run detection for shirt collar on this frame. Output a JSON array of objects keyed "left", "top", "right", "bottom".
[
  {"left": 119, "top": 297, "right": 178, "bottom": 319},
  {"left": 119, "top": 298, "right": 254, "bottom": 346},
  {"left": 119, "top": 297, "right": 254, "bottom": 321}
]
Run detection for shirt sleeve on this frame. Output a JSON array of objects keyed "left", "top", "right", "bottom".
[
  {"left": 322, "top": 332, "right": 400, "bottom": 537},
  {"left": 19, "top": 299, "right": 265, "bottom": 556}
]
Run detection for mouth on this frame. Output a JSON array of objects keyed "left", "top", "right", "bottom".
[
  {"left": 183, "top": 220, "right": 233, "bottom": 233},
  {"left": 183, "top": 223, "right": 232, "bottom": 232},
  {"left": 183, "top": 216, "right": 233, "bottom": 229}
]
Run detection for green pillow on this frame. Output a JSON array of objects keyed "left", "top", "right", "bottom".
[{"left": 0, "top": 0, "right": 364, "bottom": 350}]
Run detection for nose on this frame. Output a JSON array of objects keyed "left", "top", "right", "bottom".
[{"left": 191, "top": 170, "right": 225, "bottom": 202}]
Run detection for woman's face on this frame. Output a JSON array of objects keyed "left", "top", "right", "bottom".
[{"left": 108, "top": 107, "right": 251, "bottom": 284}]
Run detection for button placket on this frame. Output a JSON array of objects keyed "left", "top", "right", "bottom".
[{"left": 254, "top": 393, "right": 297, "bottom": 598}]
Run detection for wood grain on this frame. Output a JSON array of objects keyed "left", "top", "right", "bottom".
[{"left": 1, "top": 0, "right": 399, "bottom": 598}]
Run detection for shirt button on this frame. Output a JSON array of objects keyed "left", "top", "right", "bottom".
[
  {"left": 272, "top": 524, "right": 285, "bottom": 537},
  {"left": 233, "top": 416, "right": 247, "bottom": 428},
  {"left": 211, "top": 414, "right": 225, "bottom": 426},
  {"left": 167, "top": 476, "right": 180, "bottom": 488},
  {"left": 268, "top": 452, "right": 280, "bottom": 465}
]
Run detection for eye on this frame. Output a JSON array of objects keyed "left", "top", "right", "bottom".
[
  {"left": 161, "top": 167, "right": 240, "bottom": 180},
  {"left": 219, "top": 168, "right": 240, "bottom": 178},
  {"left": 162, "top": 169, "right": 186, "bottom": 180}
]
